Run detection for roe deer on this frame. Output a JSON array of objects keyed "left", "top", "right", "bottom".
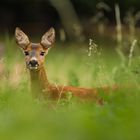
[{"left": 15, "top": 27, "right": 118, "bottom": 104}]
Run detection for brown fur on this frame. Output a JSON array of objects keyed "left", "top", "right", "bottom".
[{"left": 29, "top": 64, "right": 118, "bottom": 104}]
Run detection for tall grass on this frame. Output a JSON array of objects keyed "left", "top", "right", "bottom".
[{"left": 0, "top": 36, "right": 140, "bottom": 140}]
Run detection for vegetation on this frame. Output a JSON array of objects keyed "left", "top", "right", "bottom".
[{"left": 0, "top": 36, "right": 140, "bottom": 140}]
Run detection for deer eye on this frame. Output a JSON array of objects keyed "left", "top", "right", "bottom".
[
  {"left": 40, "top": 52, "right": 45, "bottom": 56},
  {"left": 24, "top": 51, "right": 29, "bottom": 56}
]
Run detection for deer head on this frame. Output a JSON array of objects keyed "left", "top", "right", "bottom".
[{"left": 15, "top": 27, "right": 55, "bottom": 70}]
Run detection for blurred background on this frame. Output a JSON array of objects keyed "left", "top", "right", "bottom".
[{"left": 0, "top": 0, "right": 140, "bottom": 42}]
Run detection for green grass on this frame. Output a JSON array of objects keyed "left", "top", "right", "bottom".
[{"left": 0, "top": 38, "right": 140, "bottom": 140}]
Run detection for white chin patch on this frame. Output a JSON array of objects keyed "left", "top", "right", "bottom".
[
  {"left": 28, "top": 64, "right": 38, "bottom": 70},
  {"left": 29, "top": 66, "right": 38, "bottom": 70}
]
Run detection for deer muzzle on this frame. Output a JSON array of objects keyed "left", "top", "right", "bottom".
[{"left": 28, "top": 59, "right": 39, "bottom": 70}]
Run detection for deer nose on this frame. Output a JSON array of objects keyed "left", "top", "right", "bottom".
[{"left": 29, "top": 60, "right": 38, "bottom": 67}]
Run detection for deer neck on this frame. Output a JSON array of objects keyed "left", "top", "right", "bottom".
[{"left": 29, "top": 65, "right": 50, "bottom": 98}]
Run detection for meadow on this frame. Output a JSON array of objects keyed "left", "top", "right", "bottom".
[{"left": 0, "top": 35, "right": 140, "bottom": 140}]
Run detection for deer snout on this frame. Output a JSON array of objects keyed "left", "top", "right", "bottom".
[
  {"left": 28, "top": 57, "right": 39, "bottom": 70},
  {"left": 29, "top": 60, "right": 38, "bottom": 67}
]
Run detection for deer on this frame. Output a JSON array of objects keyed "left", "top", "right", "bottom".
[{"left": 15, "top": 27, "right": 118, "bottom": 104}]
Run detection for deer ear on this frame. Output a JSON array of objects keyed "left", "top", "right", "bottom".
[
  {"left": 15, "top": 27, "right": 30, "bottom": 49},
  {"left": 41, "top": 27, "right": 55, "bottom": 48}
]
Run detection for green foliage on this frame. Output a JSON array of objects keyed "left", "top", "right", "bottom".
[{"left": 0, "top": 39, "right": 140, "bottom": 140}]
